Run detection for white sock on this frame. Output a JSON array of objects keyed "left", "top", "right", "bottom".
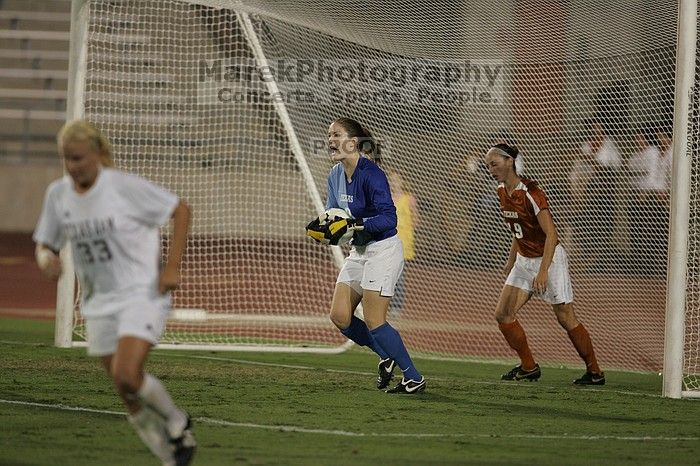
[
  {"left": 128, "top": 407, "right": 176, "bottom": 466},
  {"left": 137, "top": 373, "right": 188, "bottom": 438}
]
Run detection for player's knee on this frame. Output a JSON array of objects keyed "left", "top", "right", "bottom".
[
  {"left": 555, "top": 314, "right": 568, "bottom": 329},
  {"left": 363, "top": 313, "right": 385, "bottom": 331},
  {"left": 495, "top": 313, "right": 513, "bottom": 324},
  {"left": 112, "top": 367, "right": 141, "bottom": 395},
  {"left": 494, "top": 305, "right": 513, "bottom": 324},
  {"left": 329, "top": 308, "right": 351, "bottom": 329},
  {"left": 557, "top": 316, "right": 579, "bottom": 331},
  {"left": 554, "top": 304, "right": 578, "bottom": 330}
]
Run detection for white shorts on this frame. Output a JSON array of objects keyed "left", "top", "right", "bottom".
[
  {"left": 505, "top": 244, "right": 574, "bottom": 304},
  {"left": 84, "top": 293, "right": 171, "bottom": 356},
  {"left": 337, "top": 235, "right": 404, "bottom": 297}
]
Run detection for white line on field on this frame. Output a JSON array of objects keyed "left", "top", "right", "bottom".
[
  {"left": 0, "top": 340, "right": 49, "bottom": 346},
  {"left": 1, "top": 399, "right": 123, "bottom": 415},
  {"left": 157, "top": 352, "right": 664, "bottom": 398},
  {"left": 1, "top": 398, "right": 696, "bottom": 441},
  {"left": 0, "top": 340, "right": 666, "bottom": 398}
]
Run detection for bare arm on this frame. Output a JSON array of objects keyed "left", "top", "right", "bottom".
[
  {"left": 533, "top": 208, "right": 558, "bottom": 294},
  {"left": 35, "top": 244, "right": 61, "bottom": 279},
  {"left": 159, "top": 200, "right": 191, "bottom": 294}
]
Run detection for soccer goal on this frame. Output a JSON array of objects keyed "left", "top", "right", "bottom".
[{"left": 58, "top": 0, "right": 699, "bottom": 396}]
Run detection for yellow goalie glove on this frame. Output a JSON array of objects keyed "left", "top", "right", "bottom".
[{"left": 305, "top": 208, "right": 362, "bottom": 246}]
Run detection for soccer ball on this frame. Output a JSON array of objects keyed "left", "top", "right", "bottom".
[{"left": 319, "top": 208, "right": 354, "bottom": 245}]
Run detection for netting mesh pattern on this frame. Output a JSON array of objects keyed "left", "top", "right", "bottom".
[
  {"left": 76, "top": 0, "right": 342, "bottom": 347},
  {"left": 685, "top": 44, "right": 700, "bottom": 391},
  {"left": 71, "top": 0, "right": 696, "bottom": 373}
]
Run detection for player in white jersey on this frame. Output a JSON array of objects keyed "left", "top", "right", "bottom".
[{"left": 33, "top": 120, "right": 195, "bottom": 466}]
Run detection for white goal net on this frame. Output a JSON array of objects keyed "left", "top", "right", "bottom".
[{"left": 62, "top": 0, "right": 699, "bottom": 391}]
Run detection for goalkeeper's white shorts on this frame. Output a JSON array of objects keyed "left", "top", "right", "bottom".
[
  {"left": 505, "top": 244, "right": 574, "bottom": 305},
  {"left": 337, "top": 234, "right": 404, "bottom": 298},
  {"left": 84, "top": 293, "right": 171, "bottom": 356}
]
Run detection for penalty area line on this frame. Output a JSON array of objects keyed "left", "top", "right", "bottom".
[{"left": 1, "top": 399, "right": 697, "bottom": 441}]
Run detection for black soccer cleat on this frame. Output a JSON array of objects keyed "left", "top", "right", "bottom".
[
  {"left": 501, "top": 363, "right": 541, "bottom": 381},
  {"left": 386, "top": 376, "right": 426, "bottom": 394},
  {"left": 573, "top": 371, "right": 606, "bottom": 386},
  {"left": 376, "top": 358, "right": 396, "bottom": 389},
  {"left": 169, "top": 415, "right": 196, "bottom": 466}
]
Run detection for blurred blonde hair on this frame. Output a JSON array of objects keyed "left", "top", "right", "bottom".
[{"left": 57, "top": 119, "right": 114, "bottom": 167}]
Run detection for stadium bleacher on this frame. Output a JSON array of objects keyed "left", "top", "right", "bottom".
[{"left": 0, "top": 1, "right": 71, "bottom": 160}]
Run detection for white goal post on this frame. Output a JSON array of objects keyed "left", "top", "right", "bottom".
[
  {"left": 57, "top": 0, "right": 700, "bottom": 396},
  {"left": 663, "top": 0, "right": 699, "bottom": 399}
]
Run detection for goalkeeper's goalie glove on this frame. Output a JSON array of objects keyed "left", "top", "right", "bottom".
[
  {"left": 305, "top": 217, "right": 329, "bottom": 243},
  {"left": 328, "top": 216, "right": 364, "bottom": 243}
]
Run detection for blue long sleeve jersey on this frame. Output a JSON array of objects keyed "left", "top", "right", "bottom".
[{"left": 326, "top": 157, "right": 397, "bottom": 246}]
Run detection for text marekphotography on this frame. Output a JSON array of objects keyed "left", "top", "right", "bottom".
[{"left": 196, "top": 58, "right": 506, "bottom": 106}]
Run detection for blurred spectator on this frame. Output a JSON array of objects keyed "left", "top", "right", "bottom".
[
  {"left": 629, "top": 124, "right": 666, "bottom": 193},
  {"left": 656, "top": 123, "right": 673, "bottom": 195},
  {"left": 445, "top": 131, "right": 515, "bottom": 269},
  {"left": 565, "top": 140, "right": 593, "bottom": 262},
  {"left": 387, "top": 169, "right": 418, "bottom": 318},
  {"left": 442, "top": 146, "right": 488, "bottom": 266},
  {"left": 578, "top": 117, "right": 622, "bottom": 272},
  {"left": 628, "top": 124, "right": 668, "bottom": 276}
]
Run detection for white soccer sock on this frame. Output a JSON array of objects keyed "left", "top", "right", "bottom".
[
  {"left": 128, "top": 407, "right": 176, "bottom": 466},
  {"left": 137, "top": 373, "right": 188, "bottom": 438}
]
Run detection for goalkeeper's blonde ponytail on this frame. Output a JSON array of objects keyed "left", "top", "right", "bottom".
[{"left": 57, "top": 119, "right": 114, "bottom": 167}]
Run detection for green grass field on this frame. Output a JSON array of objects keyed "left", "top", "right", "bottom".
[{"left": 1, "top": 317, "right": 698, "bottom": 466}]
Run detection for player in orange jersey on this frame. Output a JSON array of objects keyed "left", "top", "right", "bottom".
[{"left": 484, "top": 142, "right": 605, "bottom": 385}]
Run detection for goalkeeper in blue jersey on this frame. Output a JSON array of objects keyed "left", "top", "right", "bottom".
[{"left": 306, "top": 117, "right": 425, "bottom": 394}]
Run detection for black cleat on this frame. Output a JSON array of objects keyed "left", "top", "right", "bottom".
[
  {"left": 501, "top": 363, "right": 541, "bottom": 381},
  {"left": 169, "top": 416, "right": 196, "bottom": 466},
  {"left": 377, "top": 358, "right": 396, "bottom": 389},
  {"left": 386, "top": 377, "right": 426, "bottom": 394},
  {"left": 573, "top": 371, "right": 605, "bottom": 385}
]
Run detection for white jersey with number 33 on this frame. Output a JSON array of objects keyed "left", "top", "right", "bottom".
[{"left": 33, "top": 168, "right": 179, "bottom": 317}]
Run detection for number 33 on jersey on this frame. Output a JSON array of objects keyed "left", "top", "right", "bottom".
[{"left": 33, "top": 168, "right": 179, "bottom": 316}]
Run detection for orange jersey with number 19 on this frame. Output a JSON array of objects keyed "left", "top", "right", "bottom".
[{"left": 496, "top": 178, "right": 552, "bottom": 258}]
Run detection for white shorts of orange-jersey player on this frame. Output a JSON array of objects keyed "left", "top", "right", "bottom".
[{"left": 505, "top": 244, "right": 574, "bottom": 305}]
